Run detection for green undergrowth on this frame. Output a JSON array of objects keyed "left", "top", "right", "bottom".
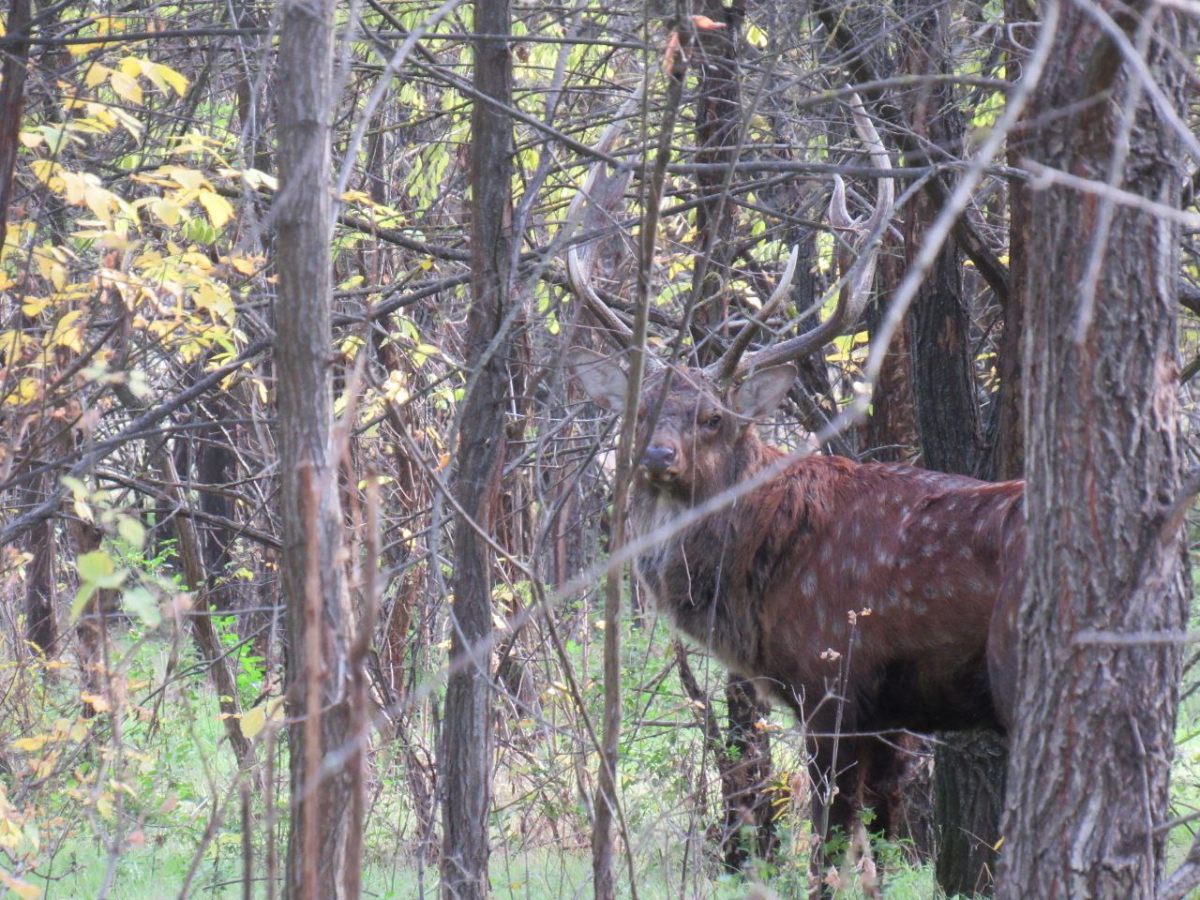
[{"left": 9, "top": 612, "right": 1200, "bottom": 899}]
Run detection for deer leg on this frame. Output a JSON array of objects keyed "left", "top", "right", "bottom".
[{"left": 858, "top": 735, "right": 910, "bottom": 840}]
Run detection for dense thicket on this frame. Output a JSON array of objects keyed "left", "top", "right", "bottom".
[{"left": 1, "top": 1, "right": 1198, "bottom": 898}]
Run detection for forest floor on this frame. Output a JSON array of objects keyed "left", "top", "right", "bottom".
[{"left": 15, "top": 625, "right": 1200, "bottom": 900}]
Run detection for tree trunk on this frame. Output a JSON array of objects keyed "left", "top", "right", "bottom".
[
  {"left": 276, "top": 0, "right": 353, "bottom": 896},
  {"left": 690, "top": 0, "right": 744, "bottom": 343},
  {"left": 863, "top": 239, "right": 918, "bottom": 463},
  {"left": 687, "top": 5, "right": 778, "bottom": 872},
  {"left": 0, "top": 0, "right": 31, "bottom": 241},
  {"left": 720, "top": 677, "right": 777, "bottom": 868},
  {"left": 22, "top": 473, "right": 58, "bottom": 656},
  {"left": 439, "top": 0, "right": 514, "bottom": 896},
  {"left": 981, "top": 0, "right": 1036, "bottom": 486},
  {"left": 998, "top": 6, "right": 1192, "bottom": 898},
  {"left": 893, "top": 4, "right": 1005, "bottom": 892}
]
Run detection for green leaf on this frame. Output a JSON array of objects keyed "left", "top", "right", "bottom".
[
  {"left": 121, "top": 587, "right": 161, "bottom": 628},
  {"left": 71, "top": 584, "right": 96, "bottom": 624},
  {"left": 61, "top": 476, "right": 88, "bottom": 499},
  {"left": 77, "top": 550, "right": 114, "bottom": 583},
  {"left": 182, "top": 217, "right": 217, "bottom": 245},
  {"left": 117, "top": 516, "right": 146, "bottom": 549}
]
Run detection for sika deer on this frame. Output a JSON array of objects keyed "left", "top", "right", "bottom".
[
  {"left": 566, "top": 92, "right": 1025, "bottom": 883},
  {"left": 571, "top": 350, "right": 1024, "bottom": 848}
]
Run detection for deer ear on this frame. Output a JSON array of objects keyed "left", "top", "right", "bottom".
[
  {"left": 733, "top": 365, "right": 797, "bottom": 420},
  {"left": 569, "top": 348, "right": 629, "bottom": 412}
]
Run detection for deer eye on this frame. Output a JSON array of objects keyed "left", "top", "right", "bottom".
[{"left": 705, "top": 413, "right": 722, "bottom": 429}]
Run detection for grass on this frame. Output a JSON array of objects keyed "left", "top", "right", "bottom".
[{"left": 11, "top": 617, "right": 1200, "bottom": 900}]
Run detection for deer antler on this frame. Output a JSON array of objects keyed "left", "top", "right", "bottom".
[
  {"left": 565, "top": 85, "right": 645, "bottom": 351},
  {"left": 712, "top": 91, "right": 894, "bottom": 380},
  {"left": 703, "top": 244, "right": 801, "bottom": 383}
]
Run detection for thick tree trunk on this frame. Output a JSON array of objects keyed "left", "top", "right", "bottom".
[
  {"left": 276, "top": 0, "right": 353, "bottom": 896},
  {"left": 439, "top": 1, "right": 513, "bottom": 896},
  {"left": 998, "top": 6, "right": 1192, "bottom": 898}
]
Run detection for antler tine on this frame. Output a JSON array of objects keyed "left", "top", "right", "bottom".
[
  {"left": 703, "top": 244, "right": 800, "bottom": 383},
  {"left": 565, "top": 84, "right": 645, "bottom": 352},
  {"left": 730, "top": 91, "right": 894, "bottom": 377},
  {"left": 828, "top": 174, "right": 855, "bottom": 230},
  {"left": 567, "top": 232, "right": 636, "bottom": 346}
]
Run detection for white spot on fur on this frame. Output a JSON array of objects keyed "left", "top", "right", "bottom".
[{"left": 801, "top": 571, "right": 818, "bottom": 597}]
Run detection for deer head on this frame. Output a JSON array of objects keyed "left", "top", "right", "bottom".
[
  {"left": 566, "top": 91, "right": 894, "bottom": 490},
  {"left": 570, "top": 349, "right": 797, "bottom": 499}
]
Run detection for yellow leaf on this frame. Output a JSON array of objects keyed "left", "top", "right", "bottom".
[
  {"left": 67, "top": 41, "right": 102, "bottom": 56},
  {"left": 83, "top": 183, "right": 120, "bottom": 225},
  {"left": 0, "top": 869, "right": 41, "bottom": 900},
  {"left": 197, "top": 189, "right": 232, "bottom": 229},
  {"left": 109, "top": 106, "right": 144, "bottom": 140},
  {"left": 0, "top": 331, "right": 26, "bottom": 363},
  {"left": 96, "top": 794, "right": 114, "bottom": 821},
  {"left": 240, "top": 706, "right": 266, "bottom": 740},
  {"left": 229, "top": 255, "right": 258, "bottom": 275},
  {"left": 48, "top": 310, "right": 85, "bottom": 352},
  {"left": 80, "top": 692, "right": 110, "bottom": 713},
  {"left": 18, "top": 132, "right": 41, "bottom": 149},
  {"left": 241, "top": 168, "right": 276, "bottom": 191},
  {"left": 12, "top": 735, "right": 49, "bottom": 752},
  {"left": 160, "top": 165, "right": 204, "bottom": 192},
  {"left": 151, "top": 197, "right": 182, "bottom": 227},
  {"left": 149, "top": 61, "right": 188, "bottom": 96},
  {"left": 195, "top": 281, "right": 234, "bottom": 325},
  {"left": 29, "top": 160, "right": 62, "bottom": 191},
  {"left": 109, "top": 70, "right": 143, "bottom": 106},
  {"left": 117, "top": 56, "right": 141, "bottom": 78},
  {"left": 7, "top": 377, "right": 39, "bottom": 406},
  {"left": 20, "top": 297, "right": 51, "bottom": 317},
  {"left": 85, "top": 64, "right": 111, "bottom": 88}
]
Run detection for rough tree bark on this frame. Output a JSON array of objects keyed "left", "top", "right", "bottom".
[
  {"left": 276, "top": 0, "right": 353, "bottom": 896},
  {"left": 894, "top": 4, "right": 1005, "bottom": 893},
  {"left": 998, "top": 5, "right": 1192, "bottom": 898},
  {"left": 439, "top": 0, "right": 514, "bottom": 896}
]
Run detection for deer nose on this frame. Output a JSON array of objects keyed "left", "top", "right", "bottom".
[{"left": 641, "top": 444, "right": 677, "bottom": 474}]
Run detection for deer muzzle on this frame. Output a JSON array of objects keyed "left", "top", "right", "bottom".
[{"left": 641, "top": 444, "right": 678, "bottom": 477}]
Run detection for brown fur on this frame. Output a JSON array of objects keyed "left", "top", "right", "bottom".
[{"left": 582, "top": 363, "right": 1024, "bottom": 863}]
